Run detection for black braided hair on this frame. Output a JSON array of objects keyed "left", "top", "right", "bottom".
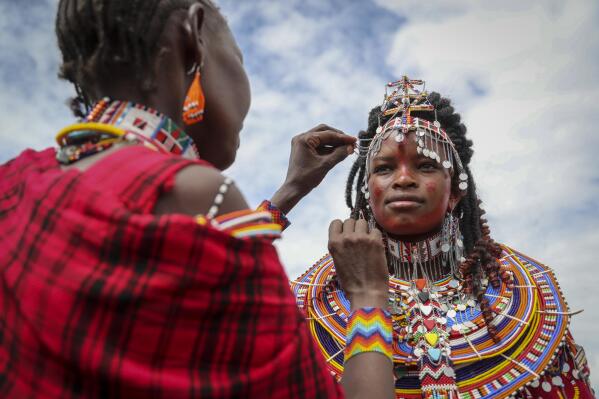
[
  {"left": 346, "top": 92, "right": 506, "bottom": 341},
  {"left": 55, "top": 0, "right": 220, "bottom": 117}
]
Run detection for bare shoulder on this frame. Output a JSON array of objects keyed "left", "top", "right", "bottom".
[{"left": 153, "top": 164, "right": 249, "bottom": 216}]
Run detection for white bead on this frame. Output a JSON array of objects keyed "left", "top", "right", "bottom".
[
  {"left": 562, "top": 363, "right": 570, "bottom": 373},
  {"left": 530, "top": 379, "right": 540, "bottom": 388},
  {"left": 552, "top": 376, "right": 563, "bottom": 387},
  {"left": 542, "top": 381, "right": 552, "bottom": 392},
  {"left": 214, "top": 193, "right": 224, "bottom": 205}
]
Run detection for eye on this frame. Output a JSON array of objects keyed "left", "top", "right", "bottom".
[
  {"left": 373, "top": 164, "right": 392, "bottom": 174},
  {"left": 419, "top": 161, "right": 438, "bottom": 171}
]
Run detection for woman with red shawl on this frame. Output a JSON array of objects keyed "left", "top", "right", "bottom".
[{"left": 0, "top": 1, "right": 395, "bottom": 398}]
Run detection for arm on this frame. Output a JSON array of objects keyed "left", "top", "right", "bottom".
[
  {"left": 328, "top": 218, "right": 395, "bottom": 399},
  {"left": 270, "top": 124, "right": 356, "bottom": 214},
  {"left": 153, "top": 164, "right": 249, "bottom": 216}
]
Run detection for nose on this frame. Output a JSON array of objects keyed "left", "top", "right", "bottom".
[{"left": 392, "top": 166, "right": 417, "bottom": 189}]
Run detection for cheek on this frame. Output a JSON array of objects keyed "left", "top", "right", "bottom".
[{"left": 425, "top": 182, "right": 437, "bottom": 194}]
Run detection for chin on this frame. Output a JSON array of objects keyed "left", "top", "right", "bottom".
[{"left": 216, "top": 149, "right": 237, "bottom": 171}]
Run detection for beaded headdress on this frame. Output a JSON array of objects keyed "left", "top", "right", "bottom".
[{"left": 362, "top": 76, "right": 469, "bottom": 195}]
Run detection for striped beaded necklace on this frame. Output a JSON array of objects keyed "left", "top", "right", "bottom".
[{"left": 56, "top": 98, "right": 200, "bottom": 164}]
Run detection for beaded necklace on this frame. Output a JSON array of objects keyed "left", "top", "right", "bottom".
[
  {"left": 56, "top": 98, "right": 200, "bottom": 164},
  {"left": 292, "top": 245, "right": 572, "bottom": 398}
]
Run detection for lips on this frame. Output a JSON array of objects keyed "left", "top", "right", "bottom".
[
  {"left": 385, "top": 194, "right": 424, "bottom": 204},
  {"left": 385, "top": 194, "right": 424, "bottom": 210}
]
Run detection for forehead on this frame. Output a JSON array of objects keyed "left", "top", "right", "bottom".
[
  {"left": 369, "top": 131, "right": 452, "bottom": 165},
  {"left": 373, "top": 132, "right": 419, "bottom": 157}
]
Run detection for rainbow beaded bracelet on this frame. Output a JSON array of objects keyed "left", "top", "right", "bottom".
[{"left": 344, "top": 307, "right": 393, "bottom": 363}]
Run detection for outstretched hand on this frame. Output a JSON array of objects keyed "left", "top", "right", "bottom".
[
  {"left": 271, "top": 125, "right": 356, "bottom": 214},
  {"left": 328, "top": 218, "right": 389, "bottom": 310}
]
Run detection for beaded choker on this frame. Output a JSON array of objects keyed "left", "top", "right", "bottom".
[
  {"left": 379, "top": 214, "right": 464, "bottom": 285},
  {"left": 56, "top": 99, "right": 200, "bottom": 164}
]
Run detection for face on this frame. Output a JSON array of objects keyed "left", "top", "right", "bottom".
[
  {"left": 188, "top": 18, "right": 251, "bottom": 170},
  {"left": 368, "top": 132, "right": 459, "bottom": 241}
]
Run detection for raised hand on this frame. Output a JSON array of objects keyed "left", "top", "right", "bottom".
[{"left": 270, "top": 125, "right": 356, "bottom": 214}]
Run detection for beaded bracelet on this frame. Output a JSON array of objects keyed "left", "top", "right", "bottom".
[{"left": 344, "top": 307, "right": 393, "bottom": 363}]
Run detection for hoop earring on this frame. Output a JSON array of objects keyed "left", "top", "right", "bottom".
[{"left": 183, "top": 63, "right": 205, "bottom": 126}]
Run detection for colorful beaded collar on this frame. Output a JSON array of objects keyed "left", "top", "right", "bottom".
[
  {"left": 56, "top": 99, "right": 200, "bottom": 164},
  {"left": 291, "top": 245, "right": 571, "bottom": 398}
]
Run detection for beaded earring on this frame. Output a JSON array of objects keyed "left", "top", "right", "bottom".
[{"left": 182, "top": 63, "right": 205, "bottom": 126}]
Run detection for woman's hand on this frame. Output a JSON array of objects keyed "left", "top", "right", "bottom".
[
  {"left": 270, "top": 125, "right": 356, "bottom": 214},
  {"left": 328, "top": 218, "right": 389, "bottom": 310}
]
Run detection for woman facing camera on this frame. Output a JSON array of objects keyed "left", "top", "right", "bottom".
[{"left": 293, "top": 77, "right": 594, "bottom": 398}]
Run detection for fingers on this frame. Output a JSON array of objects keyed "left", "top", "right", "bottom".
[
  {"left": 343, "top": 218, "right": 355, "bottom": 234},
  {"left": 355, "top": 219, "right": 369, "bottom": 234},
  {"left": 311, "top": 124, "right": 344, "bottom": 135},
  {"left": 329, "top": 219, "right": 343, "bottom": 238},
  {"left": 321, "top": 142, "right": 354, "bottom": 166},
  {"left": 312, "top": 130, "right": 357, "bottom": 146}
]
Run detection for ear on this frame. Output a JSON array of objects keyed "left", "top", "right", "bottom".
[{"left": 183, "top": 3, "right": 206, "bottom": 71}]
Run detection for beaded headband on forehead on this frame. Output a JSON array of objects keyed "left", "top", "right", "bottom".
[{"left": 362, "top": 76, "right": 469, "bottom": 197}]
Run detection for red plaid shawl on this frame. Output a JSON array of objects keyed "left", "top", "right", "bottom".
[{"left": 0, "top": 145, "right": 342, "bottom": 398}]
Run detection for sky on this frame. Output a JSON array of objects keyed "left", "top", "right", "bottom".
[{"left": 1, "top": 0, "right": 598, "bottom": 390}]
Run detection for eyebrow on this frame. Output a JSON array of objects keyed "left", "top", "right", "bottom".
[{"left": 372, "top": 156, "right": 395, "bottom": 162}]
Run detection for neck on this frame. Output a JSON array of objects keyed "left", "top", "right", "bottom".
[{"left": 382, "top": 215, "right": 464, "bottom": 283}]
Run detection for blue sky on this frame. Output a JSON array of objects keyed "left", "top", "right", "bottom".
[{"left": 1, "top": 0, "right": 598, "bottom": 389}]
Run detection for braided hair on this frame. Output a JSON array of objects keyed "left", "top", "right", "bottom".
[
  {"left": 346, "top": 92, "right": 506, "bottom": 341},
  {"left": 55, "top": 0, "right": 219, "bottom": 118}
]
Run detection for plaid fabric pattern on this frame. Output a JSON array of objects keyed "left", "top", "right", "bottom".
[{"left": 0, "top": 145, "right": 342, "bottom": 399}]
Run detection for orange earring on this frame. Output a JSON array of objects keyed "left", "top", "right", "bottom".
[{"left": 183, "top": 64, "right": 205, "bottom": 126}]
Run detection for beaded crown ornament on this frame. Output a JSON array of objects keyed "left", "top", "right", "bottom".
[{"left": 362, "top": 76, "right": 469, "bottom": 194}]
